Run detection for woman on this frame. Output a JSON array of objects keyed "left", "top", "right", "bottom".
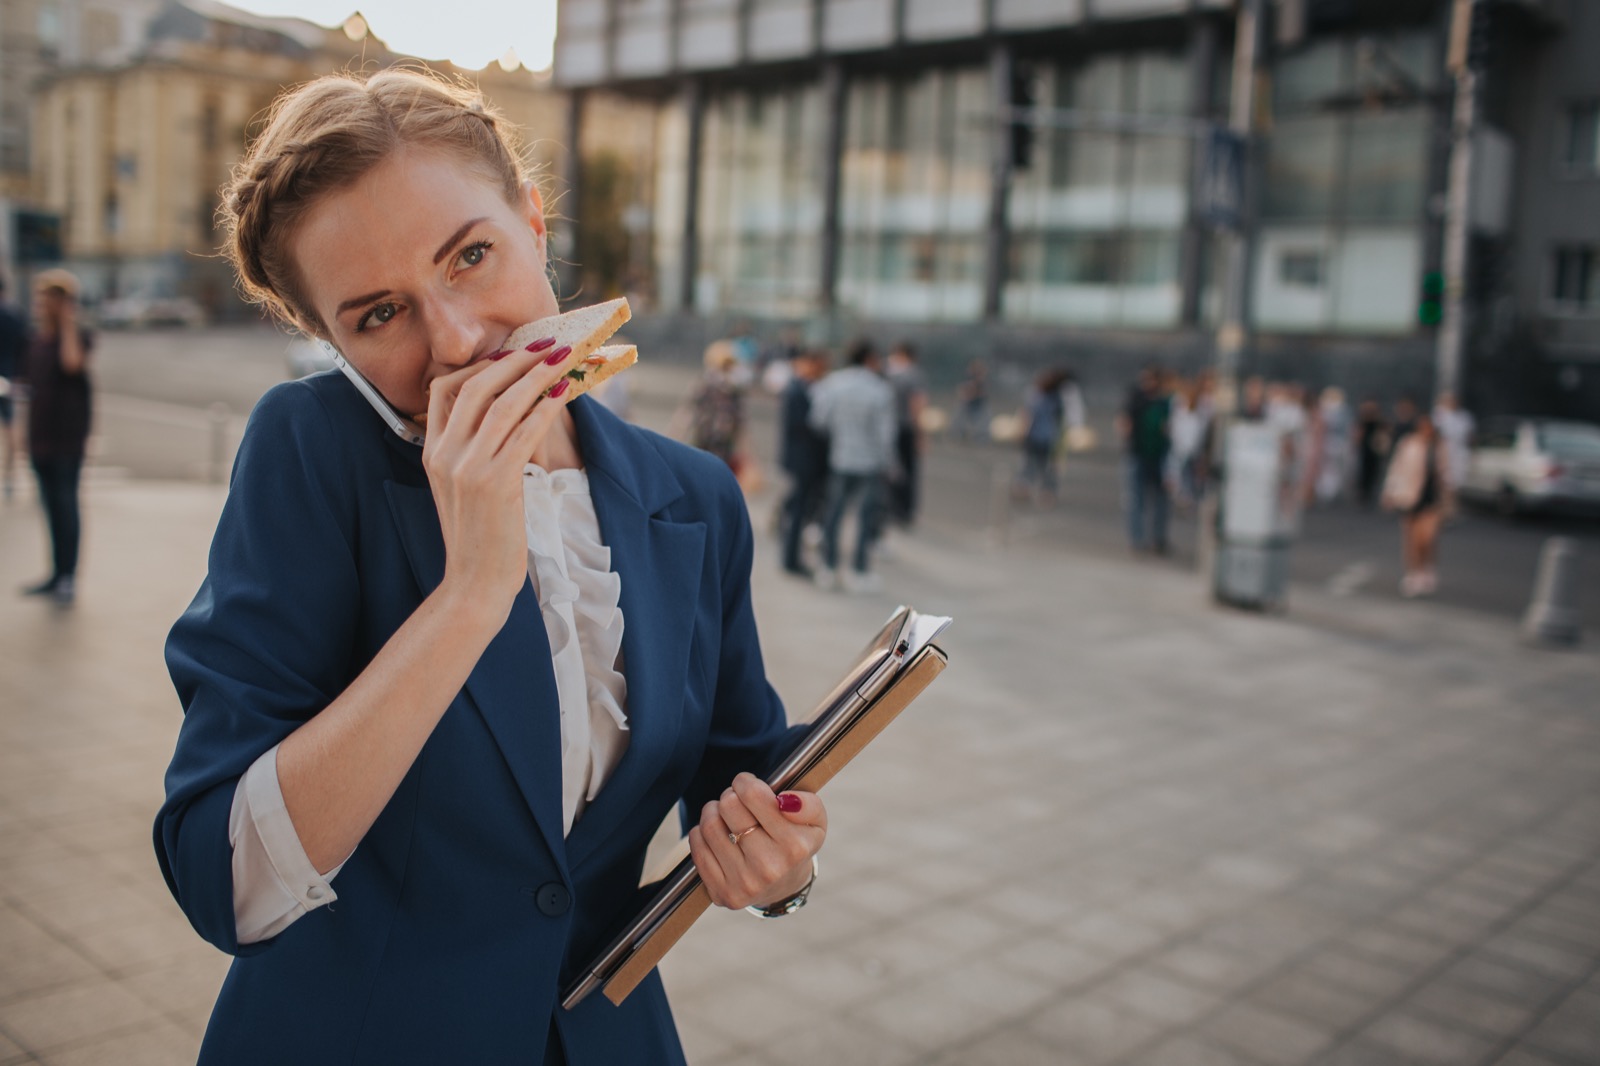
[
  {"left": 1381, "top": 411, "right": 1451, "bottom": 597},
  {"left": 1014, "top": 367, "right": 1066, "bottom": 505},
  {"left": 154, "top": 70, "right": 825, "bottom": 1065},
  {"left": 21, "top": 268, "right": 92, "bottom": 606}
]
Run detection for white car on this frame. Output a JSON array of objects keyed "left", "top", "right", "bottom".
[{"left": 1460, "top": 418, "right": 1600, "bottom": 516}]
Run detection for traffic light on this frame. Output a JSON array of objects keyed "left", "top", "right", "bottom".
[
  {"left": 1009, "top": 67, "right": 1036, "bottom": 171},
  {"left": 1419, "top": 271, "right": 1445, "bottom": 327}
]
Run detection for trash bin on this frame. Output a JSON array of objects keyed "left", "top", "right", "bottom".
[{"left": 1214, "top": 421, "right": 1296, "bottom": 609}]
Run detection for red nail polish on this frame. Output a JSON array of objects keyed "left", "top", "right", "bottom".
[
  {"left": 544, "top": 345, "right": 572, "bottom": 366},
  {"left": 525, "top": 337, "right": 557, "bottom": 352},
  {"left": 778, "top": 793, "right": 802, "bottom": 814},
  {"left": 487, "top": 349, "right": 511, "bottom": 361},
  {"left": 548, "top": 379, "right": 569, "bottom": 399}
]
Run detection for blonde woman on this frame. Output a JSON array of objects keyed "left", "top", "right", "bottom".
[
  {"left": 1382, "top": 411, "right": 1452, "bottom": 596},
  {"left": 154, "top": 70, "right": 826, "bottom": 1064}
]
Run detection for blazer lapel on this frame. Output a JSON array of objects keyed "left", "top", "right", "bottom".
[
  {"left": 383, "top": 480, "right": 569, "bottom": 875},
  {"left": 563, "top": 400, "right": 705, "bottom": 871}
]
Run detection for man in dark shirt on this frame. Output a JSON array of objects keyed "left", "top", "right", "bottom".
[
  {"left": 0, "top": 276, "right": 26, "bottom": 501},
  {"left": 778, "top": 349, "right": 830, "bottom": 578},
  {"left": 1119, "top": 366, "right": 1172, "bottom": 554}
]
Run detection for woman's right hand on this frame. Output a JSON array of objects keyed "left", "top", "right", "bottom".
[{"left": 420, "top": 340, "right": 568, "bottom": 624}]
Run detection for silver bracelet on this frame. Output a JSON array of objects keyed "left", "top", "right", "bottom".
[{"left": 745, "top": 856, "right": 818, "bottom": 918}]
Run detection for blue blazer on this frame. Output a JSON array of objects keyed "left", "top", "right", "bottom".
[{"left": 154, "top": 374, "right": 796, "bottom": 1064}]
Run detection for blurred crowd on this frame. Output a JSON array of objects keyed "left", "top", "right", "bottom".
[{"left": 670, "top": 332, "right": 926, "bottom": 595}]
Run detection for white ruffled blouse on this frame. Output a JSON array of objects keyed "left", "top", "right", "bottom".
[{"left": 226, "top": 466, "right": 630, "bottom": 944}]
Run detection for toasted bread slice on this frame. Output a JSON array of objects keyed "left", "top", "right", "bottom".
[{"left": 416, "top": 298, "right": 631, "bottom": 426}]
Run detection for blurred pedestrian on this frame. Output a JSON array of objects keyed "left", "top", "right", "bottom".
[
  {"left": 1167, "top": 376, "right": 1210, "bottom": 510},
  {"left": 21, "top": 269, "right": 93, "bottom": 605},
  {"left": 1313, "top": 386, "right": 1352, "bottom": 504},
  {"left": 1119, "top": 365, "right": 1171, "bottom": 554},
  {"left": 885, "top": 340, "right": 927, "bottom": 529},
  {"left": 810, "top": 339, "right": 895, "bottom": 592},
  {"left": 1354, "top": 398, "right": 1388, "bottom": 507},
  {"left": 0, "top": 275, "right": 25, "bottom": 501},
  {"left": 1388, "top": 395, "right": 1419, "bottom": 461},
  {"left": 954, "top": 359, "right": 989, "bottom": 442},
  {"left": 1433, "top": 390, "right": 1475, "bottom": 489},
  {"left": 683, "top": 339, "right": 751, "bottom": 481},
  {"left": 1382, "top": 410, "right": 1452, "bottom": 597},
  {"left": 1014, "top": 368, "right": 1066, "bottom": 506},
  {"left": 778, "top": 349, "right": 830, "bottom": 578}
]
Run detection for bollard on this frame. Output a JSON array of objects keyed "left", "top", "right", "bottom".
[
  {"left": 208, "top": 402, "right": 231, "bottom": 486},
  {"left": 1521, "top": 537, "right": 1582, "bottom": 647}
]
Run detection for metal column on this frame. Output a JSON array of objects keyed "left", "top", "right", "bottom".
[
  {"left": 679, "top": 78, "right": 705, "bottom": 313},
  {"left": 1179, "top": 16, "right": 1220, "bottom": 328},
  {"left": 819, "top": 61, "right": 846, "bottom": 313},
  {"left": 982, "top": 42, "right": 1015, "bottom": 324}
]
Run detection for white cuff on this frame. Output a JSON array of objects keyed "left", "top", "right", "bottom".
[{"left": 228, "top": 744, "right": 348, "bottom": 944}]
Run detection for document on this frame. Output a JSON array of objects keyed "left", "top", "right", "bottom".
[{"left": 562, "top": 605, "right": 952, "bottom": 1010}]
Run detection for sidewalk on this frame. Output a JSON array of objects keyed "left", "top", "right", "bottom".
[{"left": 1, "top": 474, "right": 1597, "bottom": 1065}]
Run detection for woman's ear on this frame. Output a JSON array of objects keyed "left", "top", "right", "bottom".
[{"left": 521, "top": 180, "right": 547, "bottom": 248}]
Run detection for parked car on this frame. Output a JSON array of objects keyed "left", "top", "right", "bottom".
[
  {"left": 1459, "top": 417, "right": 1600, "bottom": 516},
  {"left": 285, "top": 335, "right": 337, "bottom": 378},
  {"left": 96, "top": 295, "right": 207, "bottom": 329}
]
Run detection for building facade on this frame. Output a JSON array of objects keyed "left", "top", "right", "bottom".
[
  {"left": 555, "top": 0, "right": 1590, "bottom": 414},
  {"left": 11, "top": 0, "right": 581, "bottom": 321}
]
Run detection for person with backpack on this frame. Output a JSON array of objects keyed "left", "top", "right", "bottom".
[{"left": 1119, "top": 365, "right": 1172, "bottom": 555}]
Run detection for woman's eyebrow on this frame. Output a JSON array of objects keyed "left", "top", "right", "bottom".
[
  {"left": 336, "top": 290, "right": 389, "bottom": 316},
  {"left": 433, "top": 217, "right": 489, "bottom": 264}
]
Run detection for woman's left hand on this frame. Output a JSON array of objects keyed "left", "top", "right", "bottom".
[{"left": 688, "top": 772, "right": 826, "bottom": 910}]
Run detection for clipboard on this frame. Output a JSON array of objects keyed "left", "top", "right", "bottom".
[{"left": 562, "top": 606, "right": 951, "bottom": 1010}]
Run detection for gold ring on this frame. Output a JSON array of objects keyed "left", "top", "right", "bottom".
[{"left": 728, "top": 827, "right": 758, "bottom": 846}]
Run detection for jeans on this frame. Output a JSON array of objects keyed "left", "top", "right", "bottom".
[
  {"left": 1125, "top": 457, "right": 1169, "bottom": 552},
  {"left": 821, "top": 471, "right": 883, "bottom": 574},
  {"left": 780, "top": 469, "right": 826, "bottom": 571},
  {"left": 32, "top": 455, "right": 84, "bottom": 580}
]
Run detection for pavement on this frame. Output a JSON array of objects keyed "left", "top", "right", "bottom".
[{"left": 1, "top": 430, "right": 1599, "bottom": 1063}]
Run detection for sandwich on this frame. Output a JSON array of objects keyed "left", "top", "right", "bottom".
[{"left": 417, "top": 297, "right": 633, "bottom": 426}]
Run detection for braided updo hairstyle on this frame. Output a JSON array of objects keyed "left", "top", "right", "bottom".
[{"left": 220, "top": 68, "right": 528, "bottom": 333}]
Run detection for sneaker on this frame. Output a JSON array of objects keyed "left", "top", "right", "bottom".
[
  {"left": 1399, "top": 572, "right": 1424, "bottom": 598},
  {"left": 844, "top": 570, "right": 884, "bottom": 594},
  {"left": 1417, "top": 569, "right": 1438, "bottom": 595},
  {"left": 21, "top": 577, "right": 58, "bottom": 597},
  {"left": 51, "top": 575, "right": 76, "bottom": 606},
  {"left": 813, "top": 568, "right": 841, "bottom": 592},
  {"left": 781, "top": 563, "right": 814, "bottom": 580}
]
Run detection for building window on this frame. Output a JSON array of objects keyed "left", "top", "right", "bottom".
[
  {"left": 1551, "top": 245, "right": 1598, "bottom": 312},
  {"left": 1254, "top": 30, "right": 1436, "bottom": 334},
  {"left": 1562, "top": 103, "right": 1599, "bottom": 175},
  {"left": 1006, "top": 52, "right": 1191, "bottom": 327}
]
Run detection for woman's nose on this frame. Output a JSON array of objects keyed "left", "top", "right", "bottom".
[{"left": 427, "top": 297, "right": 486, "bottom": 368}]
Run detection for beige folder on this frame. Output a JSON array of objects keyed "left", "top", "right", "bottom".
[{"left": 596, "top": 643, "right": 948, "bottom": 1006}]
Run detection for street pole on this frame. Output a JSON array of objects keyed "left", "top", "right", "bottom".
[
  {"left": 1200, "top": 0, "right": 1264, "bottom": 599},
  {"left": 1436, "top": 0, "right": 1479, "bottom": 401}
]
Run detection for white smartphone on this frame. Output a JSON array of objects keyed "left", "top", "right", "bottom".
[{"left": 325, "top": 343, "right": 426, "bottom": 447}]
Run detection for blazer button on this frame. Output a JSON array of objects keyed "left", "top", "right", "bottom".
[{"left": 535, "top": 882, "right": 571, "bottom": 917}]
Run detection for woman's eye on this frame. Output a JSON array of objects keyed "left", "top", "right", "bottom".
[
  {"left": 458, "top": 240, "right": 492, "bottom": 269},
  {"left": 356, "top": 302, "right": 397, "bottom": 333}
]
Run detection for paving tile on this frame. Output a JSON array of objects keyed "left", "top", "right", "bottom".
[
  {"left": 1199, "top": 1001, "right": 1334, "bottom": 1066},
  {"left": 1316, "top": 1035, "right": 1439, "bottom": 1066},
  {"left": 1066, "top": 911, "right": 1169, "bottom": 962},
  {"left": 925, "top": 1026, "right": 1090, "bottom": 1066},
  {"left": 32, "top": 1017, "right": 199, "bottom": 1066},
  {"left": 1522, "top": 988, "right": 1600, "bottom": 1064},
  {"left": 0, "top": 913, "right": 100, "bottom": 1004},
  {"left": 1251, "top": 968, "right": 1381, "bottom": 1033},
  {"left": 1479, "top": 932, "right": 1596, "bottom": 983},
  {"left": 1491, "top": 1049, "right": 1576, "bottom": 1066},
  {"left": 1025, "top": 988, "right": 1169, "bottom": 1064},
  {"left": 0, "top": 978, "right": 151, "bottom": 1054},
  {"left": 1148, "top": 941, "right": 1277, "bottom": 995},
  {"left": 1293, "top": 946, "right": 1416, "bottom": 1001},
  {"left": 1403, "top": 978, "right": 1539, "bottom": 1040},
  {"left": 1097, "top": 965, "right": 1222, "bottom": 1026},
  {"left": 850, "top": 958, "right": 1054, "bottom": 1054},
  {"left": 1358, "top": 1009, "right": 1499, "bottom": 1065},
  {"left": 1439, "top": 953, "right": 1574, "bottom": 1011},
  {"left": 993, "top": 932, "right": 1119, "bottom": 991},
  {"left": 1140, "top": 1034, "right": 1263, "bottom": 1066}
]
